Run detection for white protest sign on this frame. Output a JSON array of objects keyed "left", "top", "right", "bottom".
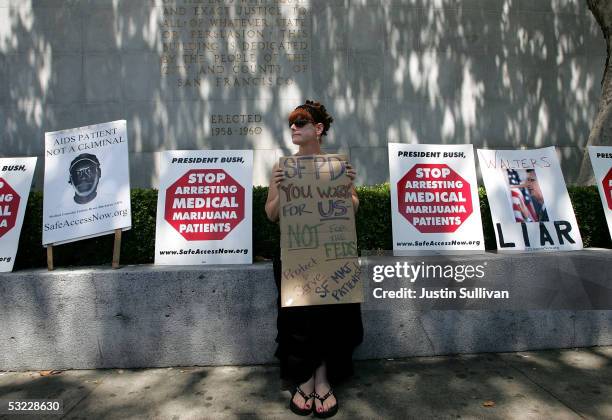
[
  {"left": 389, "top": 143, "right": 485, "bottom": 254},
  {"left": 477, "top": 147, "right": 582, "bottom": 251},
  {"left": 154, "top": 150, "right": 253, "bottom": 265},
  {"left": 0, "top": 157, "right": 37, "bottom": 272},
  {"left": 588, "top": 146, "right": 612, "bottom": 239},
  {"left": 42, "top": 120, "right": 131, "bottom": 246}
]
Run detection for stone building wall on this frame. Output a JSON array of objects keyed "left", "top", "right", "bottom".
[{"left": 0, "top": 0, "right": 605, "bottom": 188}]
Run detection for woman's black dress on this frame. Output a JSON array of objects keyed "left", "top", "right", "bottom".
[{"left": 273, "top": 253, "right": 363, "bottom": 385}]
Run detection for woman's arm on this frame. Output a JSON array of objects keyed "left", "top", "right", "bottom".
[
  {"left": 265, "top": 162, "right": 284, "bottom": 222},
  {"left": 351, "top": 185, "right": 359, "bottom": 213},
  {"left": 346, "top": 163, "right": 359, "bottom": 213}
]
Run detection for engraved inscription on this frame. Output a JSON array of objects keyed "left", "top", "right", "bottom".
[
  {"left": 159, "top": 0, "right": 310, "bottom": 89},
  {"left": 210, "top": 113, "right": 263, "bottom": 136}
]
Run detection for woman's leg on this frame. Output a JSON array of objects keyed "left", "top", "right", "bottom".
[
  {"left": 292, "top": 374, "right": 315, "bottom": 410},
  {"left": 314, "top": 362, "right": 337, "bottom": 413}
]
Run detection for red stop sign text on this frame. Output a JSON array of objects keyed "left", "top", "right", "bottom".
[
  {"left": 165, "top": 169, "right": 245, "bottom": 241},
  {"left": 397, "top": 164, "right": 473, "bottom": 233},
  {"left": 603, "top": 167, "right": 612, "bottom": 210},
  {"left": 0, "top": 177, "right": 20, "bottom": 238}
]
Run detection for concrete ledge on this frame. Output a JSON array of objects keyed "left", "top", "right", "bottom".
[{"left": 1, "top": 250, "right": 612, "bottom": 371}]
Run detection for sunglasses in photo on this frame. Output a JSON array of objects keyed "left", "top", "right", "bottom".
[{"left": 288, "top": 118, "right": 314, "bottom": 129}]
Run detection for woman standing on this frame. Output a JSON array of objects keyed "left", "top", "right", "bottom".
[{"left": 265, "top": 100, "right": 363, "bottom": 418}]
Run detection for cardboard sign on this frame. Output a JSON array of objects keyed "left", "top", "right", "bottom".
[
  {"left": 42, "top": 120, "right": 132, "bottom": 246},
  {"left": 154, "top": 150, "right": 253, "bottom": 265},
  {"left": 279, "top": 154, "right": 362, "bottom": 307},
  {"left": 0, "top": 157, "right": 37, "bottom": 272},
  {"left": 477, "top": 147, "right": 582, "bottom": 251},
  {"left": 588, "top": 146, "right": 612, "bottom": 239},
  {"left": 389, "top": 143, "right": 485, "bottom": 254}
]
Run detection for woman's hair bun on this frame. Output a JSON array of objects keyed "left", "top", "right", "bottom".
[{"left": 296, "top": 100, "right": 334, "bottom": 136}]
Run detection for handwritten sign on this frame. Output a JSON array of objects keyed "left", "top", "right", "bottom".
[{"left": 279, "top": 154, "right": 362, "bottom": 307}]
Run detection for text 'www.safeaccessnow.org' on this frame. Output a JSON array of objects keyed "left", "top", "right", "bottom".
[
  {"left": 158, "top": 248, "right": 248, "bottom": 256},
  {"left": 396, "top": 239, "right": 481, "bottom": 247}
]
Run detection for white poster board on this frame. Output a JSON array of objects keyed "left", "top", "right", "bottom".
[
  {"left": 154, "top": 150, "right": 253, "bottom": 265},
  {"left": 588, "top": 146, "right": 612, "bottom": 239},
  {"left": 389, "top": 143, "right": 485, "bottom": 254},
  {"left": 477, "top": 147, "right": 582, "bottom": 251},
  {"left": 0, "top": 157, "right": 37, "bottom": 272},
  {"left": 42, "top": 120, "right": 132, "bottom": 246}
]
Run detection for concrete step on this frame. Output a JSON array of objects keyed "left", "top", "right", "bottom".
[{"left": 1, "top": 250, "right": 612, "bottom": 371}]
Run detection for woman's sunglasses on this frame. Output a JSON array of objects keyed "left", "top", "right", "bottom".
[{"left": 288, "top": 118, "right": 313, "bottom": 129}]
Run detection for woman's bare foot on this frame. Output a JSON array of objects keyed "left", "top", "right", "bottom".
[
  {"left": 291, "top": 375, "right": 314, "bottom": 411},
  {"left": 314, "top": 382, "right": 337, "bottom": 414},
  {"left": 314, "top": 363, "right": 337, "bottom": 415}
]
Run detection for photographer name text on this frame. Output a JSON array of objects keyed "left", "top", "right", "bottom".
[{"left": 372, "top": 287, "right": 509, "bottom": 299}]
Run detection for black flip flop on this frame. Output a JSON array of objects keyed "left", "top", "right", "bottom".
[
  {"left": 289, "top": 385, "right": 314, "bottom": 416},
  {"left": 313, "top": 389, "right": 339, "bottom": 418}
]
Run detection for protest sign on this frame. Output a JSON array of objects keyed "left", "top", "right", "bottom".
[
  {"left": 588, "top": 146, "right": 612, "bottom": 239},
  {"left": 477, "top": 147, "right": 582, "bottom": 251},
  {"left": 279, "top": 154, "right": 362, "bottom": 307},
  {"left": 389, "top": 143, "right": 484, "bottom": 254},
  {"left": 0, "top": 157, "right": 37, "bottom": 272},
  {"left": 42, "top": 120, "right": 131, "bottom": 246},
  {"left": 154, "top": 150, "right": 253, "bottom": 265}
]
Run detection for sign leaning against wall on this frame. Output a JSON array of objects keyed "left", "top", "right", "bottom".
[
  {"left": 477, "top": 147, "right": 583, "bottom": 252},
  {"left": 389, "top": 143, "right": 485, "bottom": 254},
  {"left": 42, "top": 120, "right": 132, "bottom": 246},
  {"left": 588, "top": 146, "right": 612, "bottom": 239},
  {"left": 154, "top": 150, "right": 253, "bottom": 265},
  {"left": 0, "top": 157, "right": 37, "bottom": 272}
]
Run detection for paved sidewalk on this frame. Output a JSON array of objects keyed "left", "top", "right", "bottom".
[{"left": 0, "top": 347, "right": 611, "bottom": 419}]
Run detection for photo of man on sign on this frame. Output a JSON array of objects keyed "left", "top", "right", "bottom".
[
  {"left": 504, "top": 169, "right": 549, "bottom": 223},
  {"left": 68, "top": 153, "right": 102, "bottom": 205}
]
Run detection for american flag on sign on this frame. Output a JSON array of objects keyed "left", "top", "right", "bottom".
[{"left": 507, "top": 170, "right": 537, "bottom": 222}]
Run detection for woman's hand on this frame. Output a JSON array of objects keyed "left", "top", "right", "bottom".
[
  {"left": 272, "top": 166, "right": 285, "bottom": 187},
  {"left": 265, "top": 163, "right": 284, "bottom": 222},
  {"left": 345, "top": 163, "right": 356, "bottom": 183},
  {"left": 345, "top": 163, "right": 359, "bottom": 213}
]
